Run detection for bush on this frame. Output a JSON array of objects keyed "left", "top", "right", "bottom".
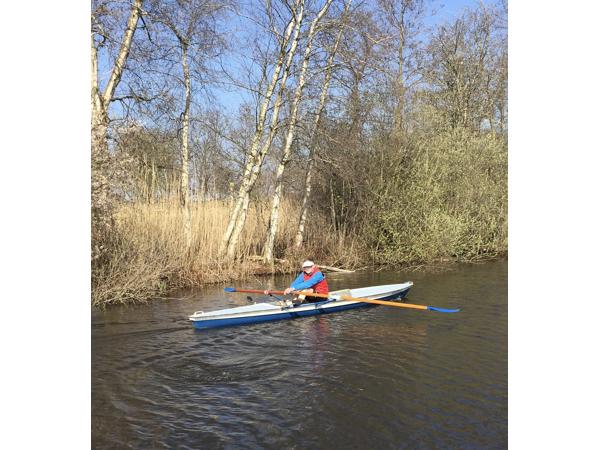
[{"left": 364, "top": 125, "right": 507, "bottom": 264}]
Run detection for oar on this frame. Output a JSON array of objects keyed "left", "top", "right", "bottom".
[{"left": 224, "top": 288, "right": 460, "bottom": 313}]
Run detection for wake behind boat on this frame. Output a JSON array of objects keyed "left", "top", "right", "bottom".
[{"left": 188, "top": 282, "right": 413, "bottom": 330}]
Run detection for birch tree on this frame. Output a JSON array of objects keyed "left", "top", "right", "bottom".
[
  {"left": 220, "top": 0, "right": 306, "bottom": 259},
  {"left": 294, "top": 1, "right": 351, "bottom": 248},
  {"left": 261, "top": 0, "right": 335, "bottom": 262},
  {"left": 149, "top": 0, "right": 226, "bottom": 249},
  {"left": 219, "top": 3, "right": 299, "bottom": 257},
  {"left": 91, "top": 0, "right": 143, "bottom": 260}
]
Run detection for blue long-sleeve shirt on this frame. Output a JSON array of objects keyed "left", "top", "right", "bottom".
[{"left": 289, "top": 270, "right": 325, "bottom": 291}]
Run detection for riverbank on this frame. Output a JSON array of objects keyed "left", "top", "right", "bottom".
[
  {"left": 92, "top": 199, "right": 365, "bottom": 306},
  {"left": 92, "top": 197, "right": 506, "bottom": 306}
]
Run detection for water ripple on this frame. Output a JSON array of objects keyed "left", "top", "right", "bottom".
[{"left": 92, "top": 260, "right": 507, "bottom": 449}]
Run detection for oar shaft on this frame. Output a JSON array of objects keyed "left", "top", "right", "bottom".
[{"left": 227, "top": 288, "right": 429, "bottom": 310}]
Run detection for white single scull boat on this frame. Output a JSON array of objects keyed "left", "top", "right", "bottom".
[{"left": 189, "top": 282, "right": 413, "bottom": 330}]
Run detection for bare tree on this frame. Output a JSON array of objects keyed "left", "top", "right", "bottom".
[
  {"left": 91, "top": 0, "right": 143, "bottom": 259},
  {"left": 423, "top": 5, "right": 503, "bottom": 131},
  {"left": 114, "top": 124, "right": 179, "bottom": 203},
  {"left": 220, "top": 0, "right": 307, "bottom": 259},
  {"left": 336, "top": 7, "right": 385, "bottom": 150},
  {"left": 294, "top": 1, "right": 351, "bottom": 248},
  {"left": 148, "top": 0, "right": 227, "bottom": 249},
  {"left": 377, "top": 0, "right": 425, "bottom": 138},
  {"left": 219, "top": 3, "right": 300, "bottom": 257},
  {"left": 262, "top": 0, "right": 335, "bottom": 262},
  {"left": 308, "top": 4, "right": 387, "bottom": 235}
]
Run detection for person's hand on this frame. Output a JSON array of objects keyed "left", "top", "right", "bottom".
[
  {"left": 284, "top": 287, "right": 293, "bottom": 295},
  {"left": 264, "top": 290, "right": 270, "bottom": 295}
]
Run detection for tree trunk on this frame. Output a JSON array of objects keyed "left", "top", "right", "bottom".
[
  {"left": 330, "top": 178, "right": 337, "bottom": 233},
  {"left": 294, "top": 5, "right": 348, "bottom": 248},
  {"left": 91, "top": 0, "right": 142, "bottom": 260},
  {"left": 219, "top": 0, "right": 303, "bottom": 257},
  {"left": 181, "top": 42, "right": 192, "bottom": 249},
  {"left": 263, "top": 0, "right": 333, "bottom": 263},
  {"left": 223, "top": 0, "right": 306, "bottom": 260},
  {"left": 293, "top": 160, "right": 313, "bottom": 247},
  {"left": 91, "top": 29, "right": 111, "bottom": 259},
  {"left": 392, "top": 18, "right": 406, "bottom": 140},
  {"left": 91, "top": 103, "right": 112, "bottom": 259}
]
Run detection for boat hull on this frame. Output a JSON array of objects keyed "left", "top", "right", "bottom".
[{"left": 189, "top": 283, "right": 413, "bottom": 330}]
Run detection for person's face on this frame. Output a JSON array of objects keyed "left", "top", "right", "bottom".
[{"left": 303, "top": 265, "right": 314, "bottom": 274}]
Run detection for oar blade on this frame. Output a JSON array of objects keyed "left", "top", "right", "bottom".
[
  {"left": 224, "top": 287, "right": 236, "bottom": 292},
  {"left": 427, "top": 306, "right": 461, "bottom": 313}
]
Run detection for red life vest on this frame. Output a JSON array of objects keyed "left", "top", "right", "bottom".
[{"left": 303, "top": 266, "right": 329, "bottom": 294}]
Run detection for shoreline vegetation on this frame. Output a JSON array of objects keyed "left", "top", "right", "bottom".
[
  {"left": 91, "top": 1, "right": 507, "bottom": 307},
  {"left": 93, "top": 131, "right": 507, "bottom": 307}
]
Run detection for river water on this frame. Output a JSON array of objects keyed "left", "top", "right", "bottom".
[{"left": 92, "top": 259, "right": 507, "bottom": 449}]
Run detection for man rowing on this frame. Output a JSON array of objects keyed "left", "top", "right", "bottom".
[
  {"left": 265, "top": 260, "right": 329, "bottom": 307},
  {"left": 285, "top": 260, "right": 329, "bottom": 304}
]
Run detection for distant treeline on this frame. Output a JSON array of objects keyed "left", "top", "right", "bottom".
[{"left": 92, "top": 0, "right": 507, "bottom": 306}]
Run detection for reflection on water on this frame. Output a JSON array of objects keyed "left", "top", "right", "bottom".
[{"left": 92, "top": 259, "right": 507, "bottom": 449}]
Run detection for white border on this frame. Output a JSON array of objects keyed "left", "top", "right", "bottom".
[
  {"left": 2, "top": 1, "right": 90, "bottom": 448},
  {"left": 510, "top": 1, "right": 600, "bottom": 447}
]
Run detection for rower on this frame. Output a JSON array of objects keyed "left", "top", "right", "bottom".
[{"left": 284, "top": 260, "right": 329, "bottom": 305}]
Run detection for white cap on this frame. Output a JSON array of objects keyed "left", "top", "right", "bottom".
[{"left": 302, "top": 260, "right": 314, "bottom": 268}]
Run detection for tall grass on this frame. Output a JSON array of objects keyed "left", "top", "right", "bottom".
[{"left": 92, "top": 197, "right": 365, "bottom": 306}]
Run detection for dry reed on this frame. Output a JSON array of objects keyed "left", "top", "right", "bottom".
[{"left": 92, "top": 197, "right": 365, "bottom": 306}]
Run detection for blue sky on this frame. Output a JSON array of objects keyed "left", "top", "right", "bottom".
[
  {"left": 212, "top": 0, "right": 485, "bottom": 115},
  {"left": 99, "top": 0, "right": 488, "bottom": 120}
]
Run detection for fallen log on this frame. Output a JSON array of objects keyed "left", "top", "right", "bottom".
[
  {"left": 245, "top": 257, "right": 353, "bottom": 273},
  {"left": 318, "top": 265, "right": 355, "bottom": 273}
]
